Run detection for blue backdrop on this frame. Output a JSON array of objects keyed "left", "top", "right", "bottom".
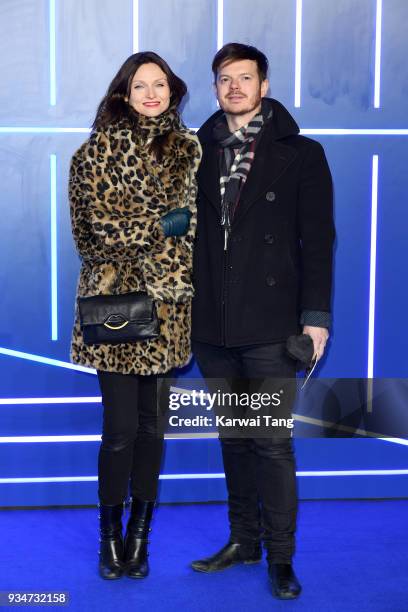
[{"left": 0, "top": 0, "right": 407, "bottom": 506}]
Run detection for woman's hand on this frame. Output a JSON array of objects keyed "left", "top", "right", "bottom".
[{"left": 160, "top": 207, "right": 192, "bottom": 237}]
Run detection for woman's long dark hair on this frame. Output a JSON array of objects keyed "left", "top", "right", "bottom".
[{"left": 92, "top": 52, "right": 187, "bottom": 160}]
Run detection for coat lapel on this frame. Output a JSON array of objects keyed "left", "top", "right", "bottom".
[
  {"left": 197, "top": 119, "right": 299, "bottom": 221},
  {"left": 233, "top": 130, "right": 299, "bottom": 226}
]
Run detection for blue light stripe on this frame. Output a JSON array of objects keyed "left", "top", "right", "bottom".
[
  {"left": 0, "top": 435, "right": 100, "bottom": 443},
  {"left": 217, "top": 0, "right": 224, "bottom": 50},
  {"left": 0, "top": 347, "right": 96, "bottom": 374},
  {"left": 133, "top": 0, "right": 139, "bottom": 53},
  {"left": 0, "top": 433, "right": 406, "bottom": 445},
  {"left": 1, "top": 128, "right": 408, "bottom": 136},
  {"left": 0, "top": 128, "right": 91, "bottom": 133},
  {"left": 294, "top": 0, "right": 302, "bottom": 107},
  {"left": 374, "top": 0, "right": 382, "bottom": 108},
  {"left": 0, "top": 397, "right": 101, "bottom": 405},
  {"left": 0, "top": 434, "right": 217, "bottom": 443},
  {"left": 50, "top": 154, "right": 58, "bottom": 340},
  {"left": 0, "top": 432, "right": 406, "bottom": 444},
  {"left": 49, "top": 0, "right": 56, "bottom": 106},
  {"left": 0, "top": 434, "right": 216, "bottom": 443},
  {"left": 366, "top": 155, "right": 379, "bottom": 412},
  {"left": 368, "top": 155, "right": 379, "bottom": 380},
  {"left": 380, "top": 438, "right": 408, "bottom": 447},
  {"left": 299, "top": 129, "right": 408, "bottom": 136},
  {"left": 1, "top": 470, "right": 408, "bottom": 484}
]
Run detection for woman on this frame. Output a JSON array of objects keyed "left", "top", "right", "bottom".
[{"left": 68, "top": 52, "right": 201, "bottom": 580}]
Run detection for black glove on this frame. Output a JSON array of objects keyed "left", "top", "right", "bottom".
[{"left": 160, "top": 207, "right": 192, "bottom": 237}]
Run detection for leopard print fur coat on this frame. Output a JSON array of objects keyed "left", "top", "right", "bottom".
[{"left": 68, "top": 117, "right": 201, "bottom": 375}]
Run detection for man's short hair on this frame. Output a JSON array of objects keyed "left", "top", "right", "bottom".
[{"left": 212, "top": 42, "right": 269, "bottom": 82}]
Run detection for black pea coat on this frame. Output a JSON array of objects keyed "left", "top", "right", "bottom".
[{"left": 191, "top": 98, "right": 335, "bottom": 347}]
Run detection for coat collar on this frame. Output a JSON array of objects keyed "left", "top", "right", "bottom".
[
  {"left": 198, "top": 97, "right": 299, "bottom": 144},
  {"left": 197, "top": 98, "right": 300, "bottom": 221}
]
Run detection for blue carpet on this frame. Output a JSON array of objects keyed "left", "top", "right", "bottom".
[{"left": 1, "top": 500, "right": 407, "bottom": 611}]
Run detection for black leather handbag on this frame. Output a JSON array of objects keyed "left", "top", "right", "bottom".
[{"left": 78, "top": 291, "right": 160, "bottom": 345}]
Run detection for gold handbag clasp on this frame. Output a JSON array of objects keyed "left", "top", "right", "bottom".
[
  {"left": 103, "top": 314, "right": 129, "bottom": 330},
  {"left": 104, "top": 321, "right": 128, "bottom": 330}
]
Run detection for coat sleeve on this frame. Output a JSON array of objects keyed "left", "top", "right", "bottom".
[
  {"left": 297, "top": 140, "right": 335, "bottom": 314},
  {"left": 68, "top": 133, "right": 166, "bottom": 263},
  {"left": 173, "top": 134, "right": 201, "bottom": 257}
]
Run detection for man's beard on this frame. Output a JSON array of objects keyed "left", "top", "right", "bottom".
[{"left": 221, "top": 91, "right": 262, "bottom": 116}]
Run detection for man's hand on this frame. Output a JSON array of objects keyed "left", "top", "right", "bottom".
[{"left": 302, "top": 326, "right": 329, "bottom": 361}]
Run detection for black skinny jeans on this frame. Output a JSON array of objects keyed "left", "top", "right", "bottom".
[
  {"left": 97, "top": 370, "right": 165, "bottom": 506},
  {"left": 193, "top": 341, "right": 298, "bottom": 563}
]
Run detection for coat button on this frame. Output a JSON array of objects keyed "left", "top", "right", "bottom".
[
  {"left": 266, "top": 276, "right": 276, "bottom": 287},
  {"left": 264, "top": 234, "right": 274, "bottom": 244},
  {"left": 266, "top": 191, "right": 276, "bottom": 202}
]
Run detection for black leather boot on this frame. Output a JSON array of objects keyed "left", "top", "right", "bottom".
[
  {"left": 124, "top": 498, "right": 155, "bottom": 578},
  {"left": 268, "top": 563, "right": 302, "bottom": 599},
  {"left": 98, "top": 503, "right": 125, "bottom": 580},
  {"left": 191, "top": 541, "right": 262, "bottom": 573}
]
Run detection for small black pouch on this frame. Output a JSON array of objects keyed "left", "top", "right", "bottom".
[
  {"left": 78, "top": 291, "right": 160, "bottom": 345},
  {"left": 286, "top": 334, "right": 315, "bottom": 371}
]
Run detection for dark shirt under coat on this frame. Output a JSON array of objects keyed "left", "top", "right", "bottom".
[{"left": 191, "top": 97, "right": 335, "bottom": 347}]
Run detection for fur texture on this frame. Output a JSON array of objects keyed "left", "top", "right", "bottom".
[{"left": 69, "top": 120, "right": 201, "bottom": 375}]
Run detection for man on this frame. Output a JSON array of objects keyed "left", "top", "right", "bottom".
[{"left": 190, "top": 43, "right": 335, "bottom": 599}]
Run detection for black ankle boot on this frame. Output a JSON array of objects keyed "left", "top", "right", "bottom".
[
  {"left": 124, "top": 498, "right": 155, "bottom": 578},
  {"left": 268, "top": 563, "right": 302, "bottom": 599},
  {"left": 98, "top": 503, "right": 125, "bottom": 580}
]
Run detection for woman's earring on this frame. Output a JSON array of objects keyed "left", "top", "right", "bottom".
[{"left": 124, "top": 96, "right": 129, "bottom": 103}]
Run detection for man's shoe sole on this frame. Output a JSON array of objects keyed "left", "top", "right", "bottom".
[{"left": 191, "top": 557, "right": 262, "bottom": 573}]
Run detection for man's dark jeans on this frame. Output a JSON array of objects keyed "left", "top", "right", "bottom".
[{"left": 193, "top": 341, "right": 298, "bottom": 563}]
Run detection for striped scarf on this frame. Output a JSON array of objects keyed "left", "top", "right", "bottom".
[{"left": 213, "top": 104, "right": 272, "bottom": 249}]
